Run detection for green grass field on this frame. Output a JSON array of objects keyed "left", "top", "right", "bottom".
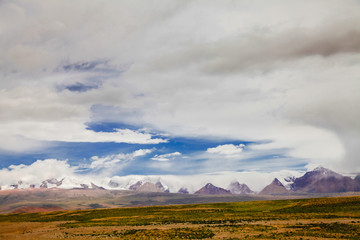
[{"left": 0, "top": 196, "right": 359, "bottom": 239}]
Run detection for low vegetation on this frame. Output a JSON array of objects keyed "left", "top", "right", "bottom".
[{"left": 0, "top": 196, "right": 359, "bottom": 239}]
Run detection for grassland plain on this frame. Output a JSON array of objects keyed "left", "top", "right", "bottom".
[
  {"left": 0, "top": 196, "right": 359, "bottom": 239},
  {"left": 0, "top": 189, "right": 274, "bottom": 214}
]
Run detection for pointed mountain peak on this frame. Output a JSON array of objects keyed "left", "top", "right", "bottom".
[
  {"left": 272, "top": 178, "right": 284, "bottom": 186},
  {"left": 128, "top": 180, "right": 168, "bottom": 192},
  {"left": 203, "top": 183, "right": 220, "bottom": 190},
  {"left": 155, "top": 181, "right": 166, "bottom": 192},
  {"left": 259, "top": 178, "right": 288, "bottom": 195},
  {"left": 40, "top": 181, "right": 48, "bottom": 189},
  {"left": 228, "top": 181, "right": 254, "bottom": 194},
  {"left": 133, "top": 181, "right": 167, "bottom": 193},
  {"left": 307, "top": 167, "right": 341, "bottom": 178},
  {"left": 91, "top": 182, "right": 105, "bottom": 190},
  {"left": 229, "top": 180, "right": 240, "bottom": 186},
  {"left": 195, "top": 183, "right": 231, "bottom": 195},
  {"left": 312, "top": 166, "right": 336, "bottom": 174},
  {"left": 178, "top": 187, "right": 189, "bottom": 194},
  {"left": 313, "top": 166, "right": 326, "bottom": 171},
  {"left": 129, "top": 181, "right": 142, "bottom": 191},
  {"left": 291, "top": 167, "right": 356, "bottom": 193},
  {"left": 46, "top": 178, "right": 64, "bottom": 186}
]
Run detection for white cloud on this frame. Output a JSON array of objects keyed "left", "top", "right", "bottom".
[
  {"left": 151, "top": 152, "right": 182, "bottom": 161},
  {"left": 0, "top": 149, "right": 155, "bottom": 189},
  {"left": 0, "top": 123, "right": 166, "bottom": 153},
  {"left": 0, "top": 80, "right": 166, "bottom": 153},
  {"left": 107, "top": 169, "right": 307, "bottom": 192},
  {"left": 0, "top": 159, "right": 77, "bottom": 188},
  {"left": 133, "top": 149, "right": 154, "bottom": 157},
  {"left": 207, "top": 144, "right": 245, "bottom": 155},
  {"left": 89, "top": 156, "right": 121, "bottom": 169},
  {"left": 0, "top": 158, "right": 306, "bottom": 192},
  {"left": 90, "top": 148, "right": 154, "bottom": 170}
]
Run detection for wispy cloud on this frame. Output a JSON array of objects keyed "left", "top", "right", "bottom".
[
  {"left": 89, "top": 149, "right": 154, "bottom": 174},
  {"left": 151, "top": 152, "right": 182, "bottom": 162}
]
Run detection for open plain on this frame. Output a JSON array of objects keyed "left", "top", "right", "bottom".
[{"left": 0, "top": 195, "right": 359, "bottom": 239}]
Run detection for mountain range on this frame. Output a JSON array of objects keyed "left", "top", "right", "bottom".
[
  {"left": 258, "top": 167, "right": 360, "bottom": 195},
  {"left": 1, "top": 167, "right": 360, "bottom": 195}
]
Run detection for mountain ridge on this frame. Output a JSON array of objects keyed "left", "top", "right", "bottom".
[{"left": 1, "top": 167, "right": 360, "bottom": 195}]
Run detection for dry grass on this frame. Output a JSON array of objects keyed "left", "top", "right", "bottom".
[{"left": 0, "top": 196, "right": 359, "bottom": 239}]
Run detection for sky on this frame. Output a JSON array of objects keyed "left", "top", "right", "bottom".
[{"left": 0, "top": 0, "right": 360, "bottom": 191}]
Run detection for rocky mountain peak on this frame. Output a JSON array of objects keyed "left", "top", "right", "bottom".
[
  {"left": 155, "top": 181, "right": 166, "bottom": 192},
  {"left": 272, "top": 178, "right": 283, "bottom": 186},
  {"left": 284, "top": 176, "right": 296, "bottom": 183},
  {"left": 137, "top": 182, "right": 159, "bottom": 192},
  {"left": 195, "top": 183, "right": 231, "bottom": 195},
  {"left": 129, "top": 181, "right": 142, "bottom": 191},
  {"left": 312, "top": 167, "right": 339, "bottom": 176},
  {"left": 40, "top": 181, "right": 48, "bottom": 189},
  {"left": 291, "top": 167, "right": 358, "bottom": 193},
  {"left": 46, "top": 178, "right": 65, "bottom": 186},
  {"left": 259, "top": 178, "right": 288, "bottom": 195},
  {"left": 128, "top": 181, "right": 168, "bottom": 193},
  {"left": 178, "top": 187, "right": 189, "bottom": 194},
  {"left": 108, "top": 180, "right": 119, "bottom": 188},
  {"left": 91, "top": 182, "right": 105, "bottom": 190},
  {"left": 228, "top": 181, "right": 254, "bottom": 194}
]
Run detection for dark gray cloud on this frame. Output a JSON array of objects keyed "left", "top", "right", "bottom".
[
  {"left": 149, "top": 23, "right": 360, "bottom": 74},
  {"left": 62, "top": 82, "right": 99, "bottom": 92}
]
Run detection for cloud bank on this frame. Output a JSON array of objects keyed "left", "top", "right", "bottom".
[{"left": 0, "top": 158, "right": 304, "bottom": 192}]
